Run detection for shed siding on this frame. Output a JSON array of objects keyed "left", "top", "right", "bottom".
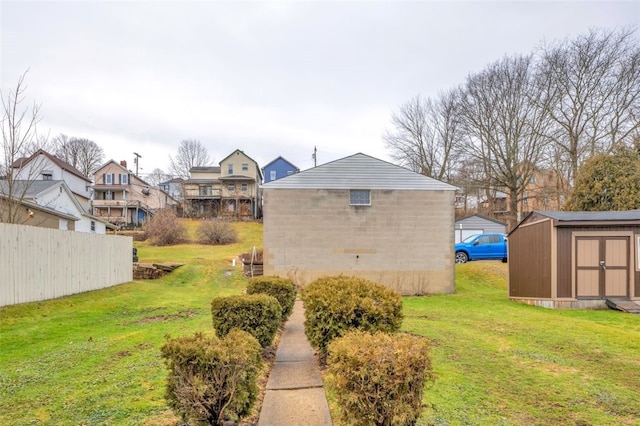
[
  {"left": 558, "top": 226, "right": 640, "bottom": 299},
  {"left": 509, "top": 220, "right": 552, "bottom": 298},
  {"left": 263, "top": 188, "right": 455, "bottom": 295}
]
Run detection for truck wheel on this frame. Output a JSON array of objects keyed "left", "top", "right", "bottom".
[
  {"left": 455, "top": 252, "right": 468, "bottom": 264},
  {"left": 502, "top": 257, "right": 508, "bottom": 263}
]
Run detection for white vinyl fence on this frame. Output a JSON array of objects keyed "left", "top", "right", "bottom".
[{"left": 0, "top": 223, "right": 133, "bottom": 307}]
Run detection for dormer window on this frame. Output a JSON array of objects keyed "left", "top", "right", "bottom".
[{"left": 42, "top": 172, "right": 53, "bottom": 181}]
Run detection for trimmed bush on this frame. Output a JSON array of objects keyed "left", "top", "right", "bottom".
[
  {"left": 196, "top": 219, "right": 238, "bottom": 245},
  {"left": 211, "top": 294, "right": 282, "bottom": 347},
  {"left": 246, "top": 276, "right": 297, "bottom": 321},
  {"left": 327, "top": 331, "right": 433, "bottom": 426},
  {"left": 143, "top": 208, "right": 188, "bottom": 246},
  {"left": 160, "top": 329, "right": 262, "bottom": 425},
  {"left": 301, "top": 276, "right": 403, "bottom": 353}
]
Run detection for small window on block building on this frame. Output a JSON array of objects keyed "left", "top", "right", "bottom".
[{"left": 349, "top": 190, "right": 371, "bottom": 206}]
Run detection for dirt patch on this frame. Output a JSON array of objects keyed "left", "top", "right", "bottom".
[{"left": 134, "top": 309, "right": 199, "bottom": 324}]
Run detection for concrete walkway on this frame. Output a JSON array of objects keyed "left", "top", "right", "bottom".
[{"left": 258, "top": 299, "right": 332, "bottom": 426}]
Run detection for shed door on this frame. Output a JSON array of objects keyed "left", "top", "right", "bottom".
[{"left": 576, "top": 236, "right": 629, "bottom": 298}]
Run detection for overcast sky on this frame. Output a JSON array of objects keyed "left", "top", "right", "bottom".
[{"left": 2, "top": 1, "right": 638, "bottom": 178}]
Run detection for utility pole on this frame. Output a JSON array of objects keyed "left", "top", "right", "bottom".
[
  {"left": 312, "top": 146, "right": 317, "bottom": 167},
  {"left": 133, "top": 152, "right": 142, "bottom": 175}
]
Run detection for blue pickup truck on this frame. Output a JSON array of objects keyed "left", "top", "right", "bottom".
[{"left": 454, "top": 233, "right": 508, "bottom": 264}]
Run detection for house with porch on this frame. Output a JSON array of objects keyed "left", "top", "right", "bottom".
[
  {"left": 182, "top": 149, "right": 262, "bottom": 219},
  {"left": 91, "top": 160, "right": 177, "bottom": 227}
]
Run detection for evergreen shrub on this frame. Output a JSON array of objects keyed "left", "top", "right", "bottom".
[
  {"left": 160, "top": 329, "right": 262, "bottom": 425},
  {"left": 211, "top": 294, "right": 282, "bottom": 347},
  {"left": 301, "top": 275, "right": 403, "bottom": 353},
  {"left": 327, "top": 330, "right": 433, "bottom": 426},
  {"left": 246, "top": 276, "right": 297, "bottom": 321}
]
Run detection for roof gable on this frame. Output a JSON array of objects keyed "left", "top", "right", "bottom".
[
  {"left": 262, "top": 156, "right": 299, "bottom": 171},
  {"left": 12, "top": 149, "right": 91, "bottom": 182},
  {"left": 456, "top": 213, "right": 507, "bottom": 226},
  {"left": 263, "top": 153, "right": 457, "bottom": 191}
]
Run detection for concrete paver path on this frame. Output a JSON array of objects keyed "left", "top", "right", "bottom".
[{"left": 258, "top": 299, "right": 332, "bottom": 426}]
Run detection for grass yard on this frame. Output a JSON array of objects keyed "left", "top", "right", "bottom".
[
  {"left": 1, "top": 221, "right": 639, "bottom": 425},
  {"left": 403, "top": 263, "right": 640, "bottom": 426},
  {"left": 0, "top": 220, "right": 263, "bottom": 425}
]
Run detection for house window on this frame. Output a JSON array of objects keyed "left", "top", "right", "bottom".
[
  {"left": 287, "top": 170, "right": 294, "bottom": 175},
  {"left": 228, "top": 164, "right": 234, "bottom": 174},
  {"left": 104, "top": 191, "right": 113, "bottom": 200},
  {"left": 241, "top": 183, "right": 248, "bottom": 192},
  {"left": 199, "top": 185, "right": 212, "bottom": 196},
  {"left": 242, "top": 163, "right": 249, "bottom": 172},
  {"left": 270, "top": 170, "right": 277, "bottom": 181},
  {"left": 228, "top": 183, "right": 235, "bottom": 191},
  {"left": 42, "top": 172, "right": 53, "bottom": 180},
  {"left": 349, "top": 190, "right": 371, "bottom": 206},
  {"left": 90, "top": 221, "right": 96, "bottom": 232},
  {"left": 119, "top": 174, "right": 129, "bottom": 184},
  {"left": 104, "top": 173, "right": 114, "bottom": 184}
]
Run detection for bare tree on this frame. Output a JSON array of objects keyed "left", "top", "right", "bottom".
[
  {"left": 0, "top": 71, "right": 51, "bottom": 224},
  {"left": 460, "top": 54, "right": 553, "bottom": 228},
  {"left": 145, "top": 168, "right": 171, "bottom": 187},
  {"left": 536, "top": 27, "right": 640, "bottom": 184},
  {"left": 384, "top": 91, "right": 464, "bottom": 181},
  {"left": 53, "top": 134, "right": 105, "bottom": 176},
  {"left": 169, "top": 139, "right": 212, "bottom": 180}
]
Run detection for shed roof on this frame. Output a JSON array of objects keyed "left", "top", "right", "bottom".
[
  {"left": 455, "top": 213, "right": 507, "bottom": 226},
  {"left": 533, "top": 210, "right": 640, "bottom": 222},
  {"left": 510, "top": 210, "right": 640, "bottom": 235},
  {"left": 262, "top": 153, "right": 457, "bottom": 191}
]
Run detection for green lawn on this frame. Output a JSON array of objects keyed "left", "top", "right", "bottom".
[
  {"left": 404, "top": 263, "right": 640, "bottom": 426},
  {"left": 1, "top": 223, "right": 639, "bottom": 425}
]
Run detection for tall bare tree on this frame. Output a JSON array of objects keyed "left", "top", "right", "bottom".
[
  {"left": 169, "top": 139, "right": 212, "bottom": 180},
  {"left": 0, "top": 71, "right": 50, "bottom": 224},
  {"left": 384, "top": 90, "right": 463, "bottom": 181},
  {"left": 460, "top": 54, "right": 553, "bottom": 228},
  {"left": 536, "top": 27, "right": 640, "bottom": 184},
  {"left": 53, "top": 134, "right": 105, "bottom": 176},
  {"left": 145, "top": 168, "right": 171, "bottom": 187}
]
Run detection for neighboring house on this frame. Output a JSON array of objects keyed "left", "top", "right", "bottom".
[
  {"left": 508, "top": 210, "right": 640, "bottom": 310},
  {"left": 9, "top": 149, "right": 93, "bottom": 210},
  {"left": 0, "top": 194, "right": 78, "bottom": 231},
  {"left": 0, "top": 180, "right": 112, "bottom": 233},
  {"left": 262, "top": 153, "right": 458, "bottom": 295},
  {"left": 454, "top": 214, "right": 507, "bottom": 243},
  {"left": 183, "top": 149, "right": 262, "bottom": 219},
  {"left": 219, "top": 149, "right": 262, "bottom": 218},
  {"left": 518, "top": 169, "right": 567, "bottom": 214},
  {"left": 92, "top": 160, "right": 177, "bottom": 227},
  {"left": 262, "top": 156, "right": 299, "bottom": 183},
  {"left": 183, "top": 166, "right": 222, "bottom": 217},
  {"left": 158, "top": 177, "right": 185, "bottom": 202}
]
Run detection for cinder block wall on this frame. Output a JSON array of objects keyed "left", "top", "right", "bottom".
[{"left": 263, "top": 188, "right": 455, "bottom": 295}]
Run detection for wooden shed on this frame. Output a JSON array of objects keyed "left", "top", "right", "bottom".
[
  {"left": 508, "top": 210, "right": 640, "bottom": 310},
  {"left": 454, "top": 213, "right": 507, "bottom": 243}
]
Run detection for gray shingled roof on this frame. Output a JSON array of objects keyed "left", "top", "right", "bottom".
[
  {"left": 262, "top": 153, "right": 457, "bottom": 191},
  {"left": 0, "top": 180, "right": 60, "bottom": 197},
  {"left": 536, "top": 210, "right": 640, "bottom": 221}
]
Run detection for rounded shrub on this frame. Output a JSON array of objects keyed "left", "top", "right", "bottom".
[
  {"left": 211, "top": 294, "right": 282, "bottom": 347},
  {"left": 143, "top": 208, "right": 187, "bottom": 246},
  {"left": 327, "top": 330, "right": 433, "bottom": 426},
  {"left": 301, "top": 275, "right": 403, "bottom": 353},
  {"left": 196, "top": 219, "right": 238, "bottom": 245},
  {"left": 246, "top": 276, "right": 297, "bottom": 321},
  {"left": 160, "top": 329, "right": 262, "bottom": 425}
]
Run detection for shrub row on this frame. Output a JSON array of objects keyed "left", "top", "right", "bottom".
[
  {"left": 301, "top": 275, "right": 403, "bottom": 353},
  {"left": 143, "top": 210, "right": 237, "bottom": 246},
  {"left": 161, "top": 275, "right": 296, "bottom": 425},
  {"left": 247, "top": 276, "right": 297, "bottom": 321},
  {"left": 160, "top": 329, "right": 262, "bottom": 425},
  {"left": 302, "top": 275, "right": 432, "bottom": 426}
]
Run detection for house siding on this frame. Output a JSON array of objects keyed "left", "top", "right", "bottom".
[{"left": 263, "top": 188, "right": 455, "bottom": 295}]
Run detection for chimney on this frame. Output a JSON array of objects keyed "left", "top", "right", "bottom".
[{"left": 120, "top": 160, "right": 127, "bottom": 168}]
